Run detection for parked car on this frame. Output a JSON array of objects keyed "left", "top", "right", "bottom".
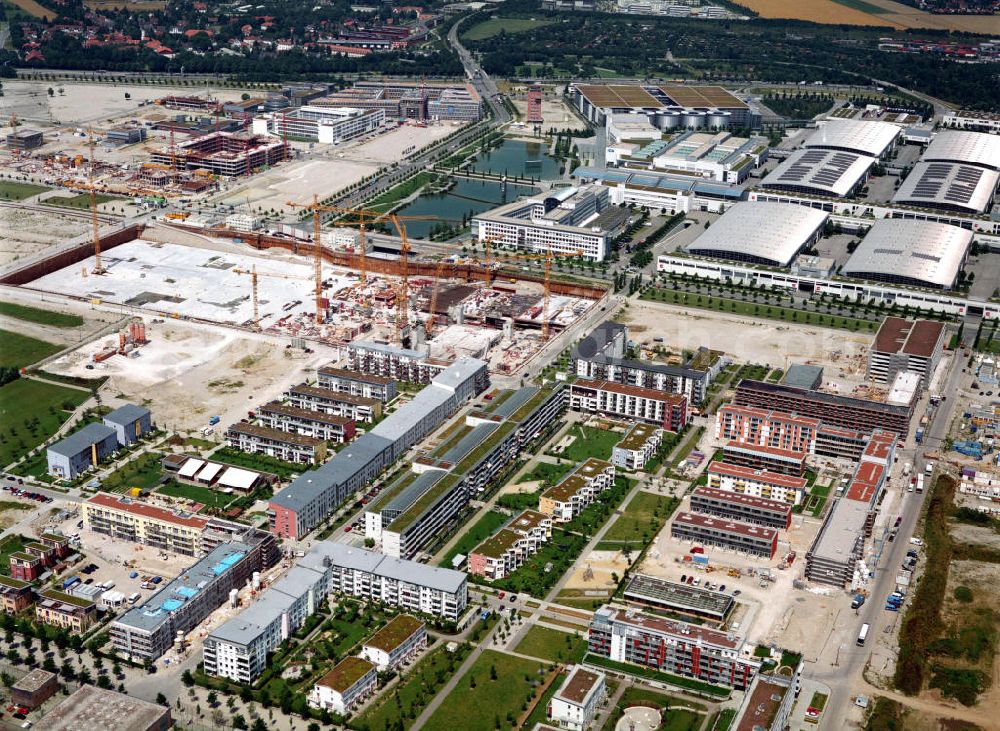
[{"left": 680, "top": 574, "right": 687, "bottom": 583}]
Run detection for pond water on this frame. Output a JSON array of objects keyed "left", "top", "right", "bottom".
[{"left": 391, "top": 177, "right": 537, "bottom": 239}]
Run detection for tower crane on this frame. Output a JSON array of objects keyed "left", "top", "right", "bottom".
[
  {"left": 85, "top": 128, "right": 105, "bottom": 275},
  {"left": 424, "top": 259, "right": 450, "bottom": 339},
  {"left": 232, "top": 265, "right": 311, "bottom": 332}
]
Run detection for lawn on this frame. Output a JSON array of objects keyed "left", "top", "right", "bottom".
[
  {"left": 43, "top": 192, "right": 123, "bottom": 210},
  {"left": 641, "top": 288, "right": 878, "bottom": 333},
  {"left": 712, "top": 708, "right": 737, "bottom": 731},
  {"left": 0, "top": 379, "right": 89, "bottom": 467},
  {"left": 583, "top": 653, "right": 731, "bottom": 699},
  {"left": 549, "top": 424, "right": 622, "bottom": 462},
  {"left": 522, "top": 670, "right": 566, "bottom": 730},
  {"left": 0, "top": 329, "right": 62, "bottom": 368},
  {"left": 0, "top": 181, "right": 49, "bottom": 200},
  {"left": 101, "top": 452, "right": 165, "bottom": 492},
  {"left": 422, "top": 650, "right": 545, "bottom": 731},
  {"left": 601, "top": 491, "right": 677, "bottom": 546},
  {"left": 0, "top": 535, "right": 28, "bottom": 576},
  {"left": 515, "top": 625, "right": 587, "bottom": 663},
  {"left": 602, "top": 687, "right": 707, "bottom": 731},
  {"left": 351, "top": 643, "right": 471, "bottom": 731},
  {"left": 491, "top": 528, "right": 588, "bottom": 597},
  {"left": 0, "top": 302, "right": 83, "bottom": 328},
  {"left": 210, "top": 446, "right": 303, "bottom": 480},
  {"left": 156, "top": 480, "right": 234, "bottom": 510},
  {"left": 521, "top": 461, "right": 573, "bottom": 486},
  {"left": 462, "top": 17, "right": 556, "bottom": 41},
  {"left": 439, "top": 510, "right": 508, "bottom": 567}
]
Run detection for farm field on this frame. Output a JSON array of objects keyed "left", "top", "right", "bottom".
[
  {"left": 462, "top": 17, "right": 556, "bottom": 41},
  {"left": 0, "top": 302, "right": 83, "bottom": 328},
  {"left": 6, "top": 0, "right": 55, "bottom": 19},
  {"left": 0, "top": 329, "right": 62, "bottom": 368},
  {"left": 740, "top": 0, "right": 1000, "bottom": 32}
]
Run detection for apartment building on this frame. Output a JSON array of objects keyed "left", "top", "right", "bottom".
[
  {"left": 471, "top": 185, "right": 626, "bottom": 262},
  {"left": 734, "top": 379, "right": 915, "bottom": 439},
  {"left": 0, "top": 575, "right": 34, "bottom": 613},
  {"left": 570, "top": 379, "right": 689, "bottom": 432},
  {"left": 721, "top": 441, "right": 807, "bottom": 477},
  {"left": 317, "top": 366, "right": 397, "bottom": 402},
  {"left": 111, "top": 540, "right": 273, "bottom": 662},
  {"left": 690, "top": 486, "right": 792, "bottom": 530},
  {"left": 269, "top": 358, "right": 488, "bottom": 540},
  {"left": 346, "top": 341, "right": 455, "bottom": 385},
  {"left": 868, "top": 317, "right": 945, "bottom": 387},
  {"left": 359, "top": 614, "right": 427, "bottom": 671},
  {"left": 46, "top": 423, "right": 120, "bottom": 480},
  {"left": 706, "top": 462, "right": 808, "bottom": 505},
  {"left": 203, "top": 564, "right": 327, "bottom": 684},
  {"left": 549, "top": 666, "right": 606, "bottom": 731},
  {"left": 612, "top": 423, "right": 663, "bottom": 471},
  {"left": 540, "top": 459, "right": 616, "bottom": 522},
  {"left": 35, "top": 590, "right": 97, "bottom": 633},
  {"left": 623, "top": 574, "right": 734, "bottom": 623},
  {"left": 468, "top": 510, "right": 553, "bottom": 580},
  {"left": 9, "top": 552, "right": 43, "bottom": 582},
  {"left": 588, "top": 605, "right": 759, "bottom": 689},
  {"left": 226, "top": 422, "right": 327, "bottom": 464},
  {"left": 572, "top": 322, "right": 726, "bottom": 405},
  {"left": 103, "top": 403, "right": 153, "bottom": 446},
  {"left": 285, "top": 383, "right": 382, "bottom": 423},
  {"left": 308, "top": 657, "right": 377, "bottom": 716},
  {"left": 256, "top": 402, "right": 356, "bottom": 443},
  {"left": 301, "top": 542, "right": 468, "bottom": 621},
  {"left": 671, "top": 512, "right": 778, "bottom": 559},
  {"left": 83, "top": 494, "right": 209, "bottom": 557}
]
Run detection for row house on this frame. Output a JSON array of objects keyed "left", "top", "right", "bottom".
[
  {"left": 256, "top": 401, "right": 356, "bottom": 444},
  {"left": 285, "top": 383, "right": 382, "bottom": 423},
  {"left": 226, "top": 422, "right": 327, "bottom": 464},
  {"left": 468, "top": 510, "right": 553, "bottom": 580},
  {"left": 539, "top": 459, "right": 616, "bottom": 522}
]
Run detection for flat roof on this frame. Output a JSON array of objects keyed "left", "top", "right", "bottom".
[
  {"left": 735, "top": 678, "right": 789, "bottom": 731},
  {"left": 845, "top": 460, "right": 884, "bottom": 504},
  {"left": 616, "top": 422, "right": 660, "bottom": 452},
  {"left": 844, "top": 218, "right": 971, "bottom": 289},
  {"left": 471, "top": 528, "right": 523, "bottom": 559},
  {"left": 228, "top": 422, "right": 324, "bottom": 447},
  {"left": 724, "top": 440, "right": 806, "bottom": 463},
  {"left": 287, "top": 382, "right": 379, "bottom": 406},
  {"left": 573, "top": 378, "right": 688, "bottom": 404},
  {"left": 308, "top": 542, "right": 466, "bottom": 593},
  {"left": 887, "top": 371, "right": 921, "bottom": 407},
  {"left": 36, "top": 685, "right": 169, "bottom": 731},
  {"left": 574, "top": 83, "right": 747, "bottom": 110},
  {"left": 543, "top": 458, "right": 612, "bottom": 503},
  {"left": 923, "top": 129, "right": 1000, "bottom": 171},
  {"left": 508, "top": 509, "right": 550, "bottom": 534},
  {"left": 892, "top": 160, "right": 998, "bottom": 214},
  {"left": 258, "top": 401, "right": 354, "bottom": 426},
  {"left": 804, "top": 119, "right": 900, "bottom": 158},
  {"left": 85, "top": 493, "right": 209, "bottom": 529},
  {"left": 808, "top": 495, "right": 868, "bottom": 562},
  {"left": 692, "top": 486, "right": 793, "bottom": 516},
  {"left": 736, "top": 379, "right": 913, "bottom": 418},
  {"left": 555, "top": 666, "right": 604, "bottom": 706},
  {"left": 783, "top": 364, "right": 824, "bottom": 390},
  {"left": 673, "top": 511, "right": 778, "bottom": 541},
  {"left": 317, "top": 365, "right": 394, "bottom": 386},
  {"left": 317, "top": 656, "right": 374, "bottom": 693},
  {"left": 624, "top": 573, "right": 734, "bottom": 617},
  {"left": 363, "top": 614, "right": 424, "bottom": 653},
  {"left": 760, "top": 148, "right": 874, "bottom": 198},
  {"left": 873, "top": 317, "right": 945, "bottom": 358},
  {"left": 38, "top": 589, "right": 95, "bottom": 610},
  {"left": 12, "top": 668, "right": 57, "bottom": 693},
  {"left": 47, "top": 423, "right": 117, "bottom": 458},
  {"left": 684, "top": 201, "right": 828, "bottom": 267},
  {"left": 597, "top": 605, "right": 743, "bottom": 650},
  {"left": 706, "top": 462, "right": 807, "bottom": 490}
]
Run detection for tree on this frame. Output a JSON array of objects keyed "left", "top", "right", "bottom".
[
  {"left": 207, "top": 691, "right": 218, "bottom": 707},
  {"left": 251, "top": 719, "right": 268, "bottom": 731},
  {"left": 181, "top": 669, "right": 195, "bottom": 687},
  {"left": 233, "top": 715, "right": 248, "bottom": 730},
  {"left": 156, "top": 693, "right": 167, "bottom": 706}
]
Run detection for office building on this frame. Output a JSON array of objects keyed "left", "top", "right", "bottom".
[
  {"left": 11, "top": 668, "right": 58, "bottom": 709},
  {"left": 254, "top": 106, "right": 384, "bottom": 144},
  {"left": 256, "top": 401, "right": 356, "bottom": 443},
  {"left": 612, "top": 423, "right": 662, "bottom": 471},
  {"left": 706, "top": 462, "right": 807, "bottom": 506},
  {"left": 690, "top": 486, "right": 792, "bottom": 530},
  {"left": 102, "top": 403, "right": 153, "bottom": 446},
  {"left": 549, "top": 666, "right": 606, "bottom": 731},
  {"left": 35, "top": 590, "right": 97, "bottom": 632},
  {"left": 574, "top": 165, "right": 744, "bottom": 215},
  {"left": 0, "top": 575, "right": 34, "bottom": 613},
  {"left": 286, "top": 383, "right": 382, "bottom": 423},
  {"left": 317, "top": 366, "right": 397, "bottom": 401},
  {"left": 670, "top": 511, "right": 779, "bottom": 559},
  {"left": 6, "top": 129, "right": 43, "bottom": 150},
  {"left": 607, "top": 130, "right": 769, "bottom": 184},
  {"left": 226, "top": 422, "right": 327, "bottom": 464},
  {"left": 570, "top": 379, "right": 688, "bottom": 432},
  {"left": 472, "top": 185, "right": 626, "bottom": 262},
  {"left": 844, "top": 219, "right": 972, "bottom": 289},
  {"left": 588, "top": 605, "right": 759, "bottom": 689},
  {"left": 622, "top": 574, "right": 734, "bottom": 623},
  {"left": 721, "top": 441, "right": 807, "bottom": 477},
  {"left": 301, "top": 542, "right": 468, "bottom": 621},
  {"left": 107, "top": 125, "right": 147, "bottom": 145},
  {"left": 468, "top": 510, "right": 552, "bottom": 580},
  {"left": 268, "top": 358, "right": 487, "bottom": 540},
  {"left": 149, "top": 131, "right": 287, "bottom": 177},
  {"left": 572, "top": 321, "right": 727, "bottom": 406},
  {"left": 683, "top": 201, "right": 828, "bottom": 267},
  {"left": 734, "top": 379, "right": 915, "bottom": 438},
  {"left": 571, "top": 83, "right": 758, "bottom": 130},
  {"left": 46, "top": 423, "right": 119, "bottom": 480},
  {"left": 359, "top": 614, "right": 427, "bottom": 671},
  {"left": 36, "top": 685, "right": 172, "bottom": 731},
  {"left": 313, "top": 81, "right": 482, "bottom": 122},
  {"left": 941, "top": 110, "right": 1000, "bottom": 134},
  {"left": 868, "top": 317, "right": 946, "bottom": 386},
  {"left": 308, "top": 656, "right": 377, "bottom": 715},
  {"left": 111, "top": 540, "right": 270, "bottom": 661},
  {"left": 540, "top": 458, "right": 616, "bottom": 522}
]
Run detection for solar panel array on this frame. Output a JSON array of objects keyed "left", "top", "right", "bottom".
[
  {"left": 773, "top": 149, "right": 863, "bottom": 188},
  {"left": 894, "top": 160, "right": 997, "bottom": 213}
]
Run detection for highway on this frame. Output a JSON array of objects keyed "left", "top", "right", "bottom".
[{"left": 810, "top": 348, "right": 965, "bottom": 729}]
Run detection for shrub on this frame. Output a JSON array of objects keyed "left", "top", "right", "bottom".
[{"left": 953, "top": 586, "right": 973, "bottom": 603}]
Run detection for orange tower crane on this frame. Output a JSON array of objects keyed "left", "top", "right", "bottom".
[
  {"left": 86, "top": 128, "right": 105, "bottom": 275},
  {"left": 424, "top": 259, "right": 450, "bottom": 339},
  {"left": 232, "top": 265, "right": 311, "bottom": 331}
]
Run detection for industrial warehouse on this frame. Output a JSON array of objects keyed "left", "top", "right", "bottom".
[{"left": 570, "top": 83, "right": 760, "bottom": 129}]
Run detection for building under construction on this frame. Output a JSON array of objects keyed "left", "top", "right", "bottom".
[{"left": 149, "top": 131, "right": 288, "bottom": 177}]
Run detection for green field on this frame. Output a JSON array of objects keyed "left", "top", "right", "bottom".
[
  {"left": 439, "top": 510, "right": 508, "bottom": 567},
  {"left": 549, "top": 424, "right": 622, "bottom": 462},
  {"left": 156, "top": 480, "right": 234, "bottom": 510},
  {"left": 43, "top": 193, "right": 123, "bottom": 210},
  {"left": 514, "top": 625, "right": 587, "bottom": 663},
  {"left": 832, "top": 0, "right": 889, "bottom": 13},
  {"left": 0, "top": 379, "right": 89, "bottom": 467},
  {"left": 583, "top": 654, "right": 730, "bottom": 698},
  {"left": 641, "top": 288, "right": 878, "bottom": 333},
  {"left": 462, "top": 17, "right": 556, "bottom": 41},
  {"left": 0, "top": 535, "right": 28, "bottom": 576},
  {"left": 210, "top": 446, "right": 303, "bottom": 480},
  {"left": 0, "top": 302, "right": 83, "bottom": 328},
  {"left": 422, "top": 650, "right": 544, "bottom": 731},
  {"left": 521, "top": 461, "right": 573, "bottom": 486},
  {"left": 102, "top": 452, "right": 165, "bottom": 492},
  {"left": 602, "top": 491, "right": 677, "bottom": 546},
  {"left": 0, "top": 181, "right": 49, "bottom": 200},
  {"left": 602, "top": 687, "right": 707, "bottom": 731},
  {"left": 0, "top": 329, "right": 62, "bottom": 368}
]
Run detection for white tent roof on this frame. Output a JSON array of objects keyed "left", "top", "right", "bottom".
[
  {"left": 178, "top": 459, "right": 205, "bottom": 478},
  {"left": 196, "top": 462, "right": 223, "bottom": 482},
  {"left": 217, "top": 467, "right": 259, "bottom": 490}
]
